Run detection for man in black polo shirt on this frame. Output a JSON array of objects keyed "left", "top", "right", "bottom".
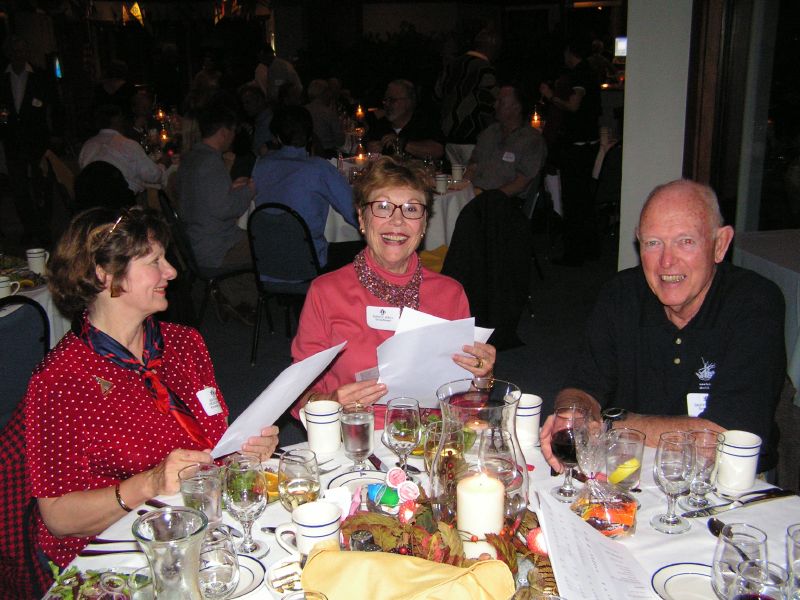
[{"left": 541, "top": 180, "right": 786, "bottom": 472}]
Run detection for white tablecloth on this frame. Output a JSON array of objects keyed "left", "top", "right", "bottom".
[
  {"left": 324, "top": 183, "right": 476, "bottom": 251},
  {"left": 735, "top": 229, "right": 800, "bottom": 406},
  {"left": 1, "top": 285, "right": 70, "bottom": 348},
  {"left": 72, "top": 433, "right": 800, "bottom": 599}
]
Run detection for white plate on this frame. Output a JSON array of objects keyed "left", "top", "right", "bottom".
[
  {"left": 326, "top": 469, "right": 385, "bottom": 492},
  {"left": 231, "top": 554, "right": 266, "bottom": 599},
  {"left": 651, "top": 562, "right": 714, "bottom": 600}
]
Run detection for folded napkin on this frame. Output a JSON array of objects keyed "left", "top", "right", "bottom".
[{"left": 301, "top": 544, "right": 515, "bottom": 600}]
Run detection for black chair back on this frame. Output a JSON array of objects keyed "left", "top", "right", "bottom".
[
  {"left": 0, "top": 296, "right": 49, "bottom": 430},
  {"left": 75, "top": 160, "right": 136, "bottom": 212}
]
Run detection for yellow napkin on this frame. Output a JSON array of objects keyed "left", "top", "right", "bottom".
[{"left": 301, "top": 544, "right": 515, "bottom": 600}]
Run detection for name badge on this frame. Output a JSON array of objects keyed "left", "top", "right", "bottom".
[
  {"left": 686, "top": 393, "right": 708, "bottom": 417},
  {"left": 502, "top": 151, "right": 516, "bottom": 163},
  {"left": 197, "top": 387, "right": 222, "bottom": 416},
  {"left": 31, "top": 98, "right": 43, "bottom": 108},
  {"left": 366, "top": 306, "right": 400, "bottom": 331}
]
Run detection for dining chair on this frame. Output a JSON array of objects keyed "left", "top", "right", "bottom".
[
  {"left": 158, "top": 191, "right": 252, "bottom": 325},
  {"left": 74, "top": 160, "right": 136, "bottom": 212},
  {"left": 0, "top": 295, "right": 50, "bottom": 431},
  {"left": 247, "top": 203, "right": 322, "bottom": 365}
]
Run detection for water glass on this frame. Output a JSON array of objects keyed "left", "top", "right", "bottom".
[
  {"left": 179, "top": 463, "right": 222, "bottom": 528},
  {"left": 680, "top": 429, "right": 724, "bottom": 511},
  {"left": 224, "top": 454, "right": 268, "bottom": 557},
  {"left": 341, "top": 404, "right": 374, "bottom": 471},
  {"left": 278, "top": 448, "right": 321, "bottom": 512},
  {"left": 605, "top": 427, "right": 645, "bottom": 491},
  {"left": 728, "top": 560, "right": 788, "bottom": 600},
  {"left": 382, "top": 397, "right": 422, "bottom": 475},
  {"left": 199, "top": 526, "right": 240, "bottom": 600},
  {"left": 127, "top": 567, "right": 153, "bottom": 600},
  {"left": 650, "top": 431, "right": 695, "bottom": 534},
  {"left": 788, "top": 523, "right": 800, "bottom": 594},
  {"left": 712, "top": 522, "right": 769, "bottom": 599}
]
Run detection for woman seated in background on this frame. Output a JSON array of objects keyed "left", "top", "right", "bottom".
[
  {"left": 25, "top": 206, "right": 278, "bottom": 568},
  {"left": 291, "top": 156, "right": 496, "bottom": 422}
]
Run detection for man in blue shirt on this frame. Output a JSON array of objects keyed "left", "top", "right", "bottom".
[{"left": 252, "top": 106, "right": 358, "bottom": 269}]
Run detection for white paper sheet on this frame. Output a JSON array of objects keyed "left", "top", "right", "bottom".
[
  {"left": 375, "top": 318, "right": 475, "bottom": 408},
  {"left": 395, "top": 307, "right": 493, "bottom": 343},
  {"left": 537, "top": 492, "right": 656, "bottom": 599},
  {"left": 211, "top": 342, "right": 346, "bottom": 458}
]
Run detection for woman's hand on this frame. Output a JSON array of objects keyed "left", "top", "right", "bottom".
[
  {"left": 453, "top": 342, "right": 496, "bottom": 378},
  {"left": 146, "top": 448, "right": 214, "bottom": 496},
  {"left": 330, "top": 379, "right": 387, "bottom": 408},
  {"left": 241, "top": 425, "right": 280, "bottom": 460}
]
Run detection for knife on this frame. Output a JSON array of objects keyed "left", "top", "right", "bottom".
[
  {"left": 681, "top": 489, "right": 795, "bottom": 518},
  {"left": 367, "top": 454, "right": 388, "bottom": 472}
]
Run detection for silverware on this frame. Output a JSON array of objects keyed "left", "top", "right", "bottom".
[
  {"left": 260, "top": 526, "right": 276, "bottom": 534},
  {"left": 145, "top": 498, "right": 169, "bottom": 509},
  {"left": 78, "top": 549, "right": 143, "bottom": 557},
  {"left": 681, "top": 488, "right": 795, "bottom": 518},
  {"left": 319, "top": 463, "right": 342, "bottom": 475},
  {"left": 367, "top": 454, "right": 387, "bottom": 472},
  {"left": 396, "top": 462, "right": 421, "bottom": 474},
  {"left": 707, "top": 518, "right": 752, "bottom": 562},
  {"left": 92, "top": 538, "right": 138, "bottom": 545}
]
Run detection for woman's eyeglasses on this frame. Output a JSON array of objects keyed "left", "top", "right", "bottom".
[{"left": 366, "top": 200, "right": 427, "bottom": 220}]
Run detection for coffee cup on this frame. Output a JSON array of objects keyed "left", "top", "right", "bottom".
[
  {"left": 451, "top": 164, "right": 465, "bottom": 182},
  {"left": 0, "top": 276, "right": 20, "bottom": 299},
  {"left": 515, "top": 393, "right": 543, "bottom": 447},
  {"left": 275, "top": 500, "right": 341, "bottom": 556},
  {"left": 299, "top": 400, "right": 342, "bottom": 455},
  {"left": 26, "top": 248, "right": 49, "bottom": 276},
  {"left": 435, "top": 174, "right": 449, "bottom": 195},
  {"left": 715, "top": 430, "right": 761, "bottom": 493}
]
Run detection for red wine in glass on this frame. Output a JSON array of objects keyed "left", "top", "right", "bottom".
[
  {"left": 731, "top": 595, "right": 778, "bottom": 600},
  {"left": 549, "top": 404, "right": 587, "bottom": 502},
  {"left": 551, "top": 429, "right": 577, "bottom": 465}
]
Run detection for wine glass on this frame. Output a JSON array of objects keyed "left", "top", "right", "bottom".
[
  {"left": 549, "top": 405, "right": 588, "bottom": 502},
  {"left": 223, "top": 454, "right": 268, "bottom": 557},
  {"left": 199, "top": 526, "right": 240, "bottom": 599},
  {"left": 727, "top": 560, "right": 788, "bottom": 600},
  {"left": 278, "top": 448, "right": 321, "bottom": 511},
  {"left": 712, "top": 522, "right": 769, "bottom": 599},
  {"left": 382, "top": 397, "right": 422, "bottom": 475},
  {"left": 341, "top": 404, "right": 374, "bottom": 472},
  {"left": 679, "top": 429, "right": 724, "bottom": 511},
  {"left": 650, "top": 431, "right": 696, "bottom": 534}
]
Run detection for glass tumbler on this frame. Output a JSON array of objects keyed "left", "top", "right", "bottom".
[{"left": 712, "top": 522, "right": 769, "bottom": 599}]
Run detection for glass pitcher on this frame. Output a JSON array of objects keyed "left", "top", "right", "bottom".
[
  {"left": 429, "top": 378, "right": 529, "bottom": 530},
  {"left": 132, "top": 506, "right": 208, "bottom": 600}
]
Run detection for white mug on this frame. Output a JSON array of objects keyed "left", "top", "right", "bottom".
[
  {"left": 299, "top": 400, "right": 342, "bottom": 455},
  {"left": 0, "top": 276, "right": 20, "bottom": 298},
  {"left": 26, "top": 248, "right": 49, "bottom": 276},
  {"left": 275, "top": 500, "right": 341, "bottom": 556},
  {"left": 451, "top": 164, "right": 465, "bottom": 182},
  {"left": 715, "top": 430, "right": 761, "bottom": 494},
  {"left": 515, "top": 393, "right": 543, "bottom": 447},
  {"left": 435, "top": 174, "right": 449, "bottom": 195}
]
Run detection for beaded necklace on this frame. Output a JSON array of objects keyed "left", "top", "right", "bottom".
[{"left": 353, "top": 249, "right": 422, "bottom": 309}]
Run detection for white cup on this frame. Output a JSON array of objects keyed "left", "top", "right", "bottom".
[
  {"left": 275, "top": 500, "right": 341, "bottom": 556},
  {"left": 299, "top": 400, "right": 342, "bottom": 455},
  {"left": 451, "top": 164, "right": 465, "bottom": 182},
  {"left": 26, "top": 248, "right": 49, "bottom": 276},
  {"left": 0, "top": 276, "right": 20, "bottom": 298},
  {"left": 435, "top": 174, "right": 449, "bottom": 195},
  {"left": 715, "top": 430, "right": 761, "bottom": 493},
  {"left": 515, "top": 393, "right": 543, "bottom": 447}
]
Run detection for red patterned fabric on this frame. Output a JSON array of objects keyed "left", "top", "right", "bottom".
[{"left": 0, "top": 399, "right": 53, "bottom": 598}]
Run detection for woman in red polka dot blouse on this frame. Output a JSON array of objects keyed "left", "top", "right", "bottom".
[{"left": 23, "top": 207, "right": 279, "bottom": 567}]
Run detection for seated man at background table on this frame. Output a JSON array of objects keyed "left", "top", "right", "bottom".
[
  {"left": 541, "top": 180, "right": 786, "bottom": 473},
  {"left": 460, "top": 85, "right": 545, "bottom": 204},
  {"left": 252, "top": 105, "right": 357, "bottom": 271},
  {"left": 367, "top": 79, "right": 444, "bottom": 161}
]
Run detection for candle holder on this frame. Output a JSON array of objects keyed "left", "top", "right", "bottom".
[{"left": 429, "top": 378, "right": 528, "bottom": 555}]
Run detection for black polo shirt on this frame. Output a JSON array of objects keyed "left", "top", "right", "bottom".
[
  {"left": 567, "top": 262, "right": 786, "bottom": 470},
  {"left": 367, "top": 111, "right": 445, "bottom": 155}
]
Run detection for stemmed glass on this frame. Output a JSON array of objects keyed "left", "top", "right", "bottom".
[
  {"left": 650, "top": 431, "right": 696, "bottom": 534},
  {"left": 278, "top": 449, "right": 321, "bottom": 511},
  {"left": 679, "top": 429, "right": 723, "bottom": 511},
  {"left": 549, "top": 405, "right": 588, "bottom": 502},
  {"left": 341, "top": 404, "right": 374, "bottom": 472},
  {"left": 382, "top": 397, "right": 422, "bottom": 476},
  {"left": 223, "top": 454, "right": 268, "bottom": 558},
  {"left": 199, "top": 526, "right": 240, "bottom": 599}
]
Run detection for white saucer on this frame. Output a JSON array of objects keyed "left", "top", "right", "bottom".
[
  {"left": 651, "top": 562, "right": 714, "bottom": 600},
  {"left": 230, "top": 554, "right": 266, "bottom": 599},
  {"left": 326, "top": 469, "right": 385, "bottom": 492}
]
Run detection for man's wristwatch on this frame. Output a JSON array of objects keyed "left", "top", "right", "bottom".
[{"left": 601, "top": 407, "right": 628, "bottom": 429}]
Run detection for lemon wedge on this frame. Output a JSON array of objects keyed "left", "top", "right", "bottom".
[{"left": 608, "top": 458, "right": 640, "bottom": 485}]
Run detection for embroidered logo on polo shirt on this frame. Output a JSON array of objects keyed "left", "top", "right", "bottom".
[
  {"left": 695, "top": 358, "right": 716, "bottom": 383},
  {"left": 95, "top": 376, "right": 114, "bottom": 395}
]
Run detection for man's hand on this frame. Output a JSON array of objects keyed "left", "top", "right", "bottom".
[{"left": 539, "top": 414, "right": 564, "bottom": 472}]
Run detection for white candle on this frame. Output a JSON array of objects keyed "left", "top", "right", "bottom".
[
  {"left": 465, "top": 419, "right": 489, "bottom": 433},
  {"left": 456, "top": 472, "right": 504, "bottom": 539}
]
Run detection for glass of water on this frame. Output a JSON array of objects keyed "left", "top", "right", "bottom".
[
  {"left": 179, "top": 463, "right": 222, "bottom": 528},
  {"left": 341, "top": 404, "right": 374, "bottom": 472},
  {"left": 199, "top": 526, "right": 240, "bottom": 599}
]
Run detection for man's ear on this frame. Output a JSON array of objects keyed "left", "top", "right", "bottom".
[{"left": 714, "top": 225, "right": 734, "bottom": 263}]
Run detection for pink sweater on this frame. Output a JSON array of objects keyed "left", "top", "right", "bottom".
[{"left": 291, "top": 251, "right": 470, "bottom": 423}]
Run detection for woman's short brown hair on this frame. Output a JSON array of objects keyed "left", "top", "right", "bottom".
[
  {"left": 353, "top": 156, "right": 433, "bottom": 217},
  {"left": 48, "top": 206, "right": 171, "bottom": 319}
]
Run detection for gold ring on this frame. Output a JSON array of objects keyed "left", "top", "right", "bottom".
[{"left": 475, "top": 358, "right": 483, "bottom": 369}]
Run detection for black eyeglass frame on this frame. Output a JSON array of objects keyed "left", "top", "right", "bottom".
[{"left": 365, "top": 200, "right": 428, "bottom": 220}]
